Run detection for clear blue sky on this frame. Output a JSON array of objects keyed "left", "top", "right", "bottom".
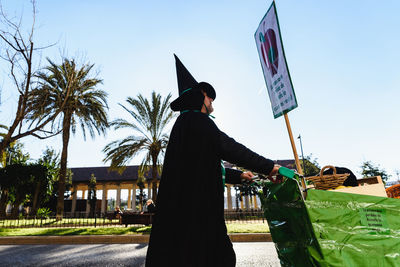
[{"left": 1, "top": 0, "right": 399, "bottom": 180}]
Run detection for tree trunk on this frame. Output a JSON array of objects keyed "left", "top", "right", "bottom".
[
  {"left": 0, "top": 142, "right": 8, "bottom": 160},
  {"left": 56, "top": 114, "right": 71, "bottom": 221},
  {"left": 235, "top": 189, "right": 240, "bottom": 211},
  {"left": 151, "top": 155, "right": 158, "bottom": 202},
  {"left": 11, "top": 195, "right": 23, "bottom": 219},
  {"left": 11, "top": 203, "right": 21, "bottom": 218},
  {"left": 0, "top": 190, "right": 9, "bottom": 218},
  {"left": 31, "top": 181, "right": 41, "bottom": 215},
  {"left": 139, "top": 187, "right": 144, "bottom": 212}
]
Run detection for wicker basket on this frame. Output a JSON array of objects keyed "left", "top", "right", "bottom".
[{"left": 306, "top": 165, "right": 350, "bottom": 190}]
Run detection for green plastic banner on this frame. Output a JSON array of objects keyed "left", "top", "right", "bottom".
[{"left": 260, "top": 179, "right": 400, "bottom": 266}]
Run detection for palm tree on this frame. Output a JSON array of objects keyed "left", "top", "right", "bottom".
[
  {"left": 103, "top": 92, "right": 174, "bottom": 202},
  {"left": 137, "top": 175, "right": 146, "bottom": 211},
  {"left": 28, "top": 58, "right": 109, "bottom": 220}
]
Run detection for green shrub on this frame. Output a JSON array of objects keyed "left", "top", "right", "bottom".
[{"left": 36, "top": 208, "right": 51, "bottom": 218}]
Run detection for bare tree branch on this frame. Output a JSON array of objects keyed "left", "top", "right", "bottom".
[
  {"left": 6, "top": 50, "right": 22, "bottom": 94},
  {"left": 29, "top": 0, "right": 36, "bottom": 41},
  {"left": 0, "top": 0, "right": 62, "bottom": 155},
  {"left": 30, "top": 128, "right": 63, "bottom": 140}
]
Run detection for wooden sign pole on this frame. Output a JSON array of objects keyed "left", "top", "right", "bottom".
[{"left": 283, "top": 113, "right": 306, "bottom": 188}]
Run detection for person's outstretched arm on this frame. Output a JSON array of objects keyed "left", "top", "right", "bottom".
[
  {"left": 225, "top": 168, "right": 242, "bottom": 184},
  {"left": 219, "top": 131, "right": 279, "bottom": 179},
  {"left": 225, "top": 168, "right": 259, "bottom": 184}
]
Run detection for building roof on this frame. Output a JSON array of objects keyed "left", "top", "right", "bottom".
[
  {"left": 275, "top": 160, "right": 296, "bottom": 169},
  {"left": 70, "top": 166, "right": 160, "bottom": 183},
  {"left": 70, "top": 160, "right": 297, "bottom": 183}
]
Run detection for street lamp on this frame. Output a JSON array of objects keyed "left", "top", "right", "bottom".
[{"left": 297, "top": 135, "right": 306, "bottom": 177}]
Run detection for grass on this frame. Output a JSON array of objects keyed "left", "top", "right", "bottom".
[
  {"left": 0, "top": 223, "right": 269, "bottom": 236},
  {"left": 226, "top": 223, "right": 269, "bottom": 233},
  {"left": 0, "top": 218, "right": 120, "bottom": 228},
  {"left": 0, "top": 226, "right": 152, "bottom": 236}
]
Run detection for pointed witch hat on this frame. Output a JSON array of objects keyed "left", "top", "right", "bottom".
[
  {"left": 174, "top": 54, "right": 198, "bottom": 95},
  {"left": 170, "top": 54, "right": 216, "bottom": 112}
]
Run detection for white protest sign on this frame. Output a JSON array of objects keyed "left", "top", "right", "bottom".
[{"left": 255, "top": 2, "right": 298, "bottom": 119}]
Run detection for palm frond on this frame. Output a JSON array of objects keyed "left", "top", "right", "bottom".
[
  {"left": 103, "top": 136, "right": 148, "bottom": 169},
  {"left": 102, "top": 91, "right": 174, "bottom": 181},
  {"left": 27, "top": 57, "right": 109, "bottom": 139}
]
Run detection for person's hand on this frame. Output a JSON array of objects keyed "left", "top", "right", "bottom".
[
  {"left": 240, "top": 171, "right": 255, "bottom": 182},
  {"left": 268, "top": 164, "right": 282, "bottom": 183}
]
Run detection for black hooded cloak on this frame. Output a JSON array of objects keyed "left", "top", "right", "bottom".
[
  {"left": 145, "top": 111, "right": 274, "bottom": 266},
  {"left": 146, "top": 55, "right": 275, "bottom": 266}
]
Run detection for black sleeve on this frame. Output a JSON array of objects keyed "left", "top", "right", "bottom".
[
  {"left": 225, "top": 168, "right": 243, "bottom": 185},
  {"left": 219, "top": 131, "right": 274, "bottom": 176}
]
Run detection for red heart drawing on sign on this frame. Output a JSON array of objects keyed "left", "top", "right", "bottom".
[{"left": 260, "top": 27, "right": 279, "bottom": 77}]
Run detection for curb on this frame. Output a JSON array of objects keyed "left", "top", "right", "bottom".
[
  {"left": 0, "top": 233, "right": 271, "bottom": 245},
  {"left": 229, "top": 233, "right": 272, "bottom": 242}
]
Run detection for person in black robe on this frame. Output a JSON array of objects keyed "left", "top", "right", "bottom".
[{"left": 145, "top": 55, "right": 281, "bottom": 267}]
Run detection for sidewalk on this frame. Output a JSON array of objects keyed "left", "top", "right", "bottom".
[
  {"left": 0, "top": 242, "right": 280, "bottom": 266},
  {"left": 0, "top": 233, "right": 272, "bottom": 245}
]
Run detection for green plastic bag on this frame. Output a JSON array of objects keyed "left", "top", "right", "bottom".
[
  {"left": 260, "top": 178, "right": 400, "bottom": 266},
  {"left": 259, "top": 178, "right": 323, "bottom": 266},
  {"left": 307, "top": 189, "right": 400, "bottom": 266}
]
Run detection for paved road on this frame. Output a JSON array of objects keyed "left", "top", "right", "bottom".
[{"left": 0, "top": 243, "right": 280, "bottom": 266}]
